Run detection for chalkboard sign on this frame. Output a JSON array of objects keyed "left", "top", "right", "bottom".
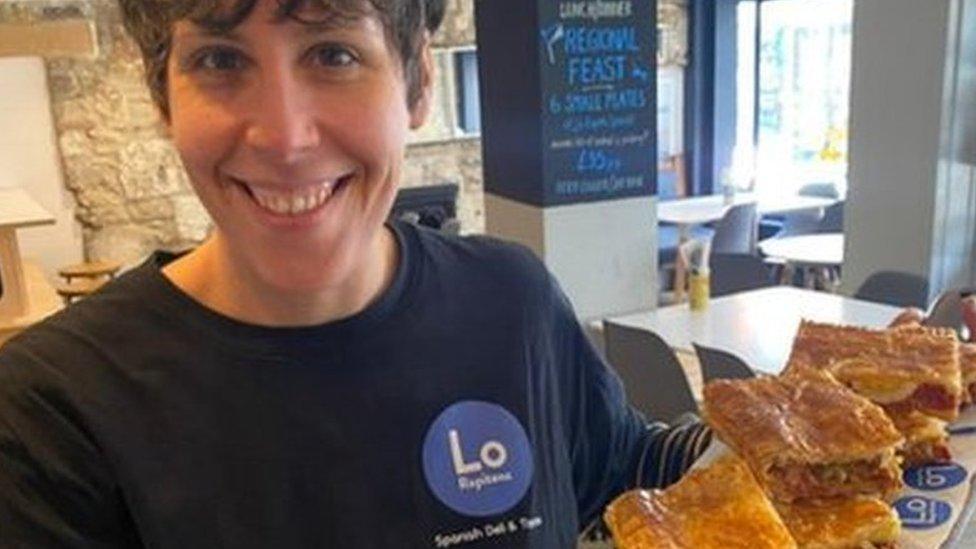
[{"left": 476, "top": 0, "right": 656, "bottom": 207}]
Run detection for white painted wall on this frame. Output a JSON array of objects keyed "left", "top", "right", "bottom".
[
  {"left": 486, "top": 193, "right": 657, "bottom": 321},
  {"left": 844, "top": 0, "right": 976, "bottom": 299},
  {"left": 0, "top": 56, "right": 83, "bottom": 279}
]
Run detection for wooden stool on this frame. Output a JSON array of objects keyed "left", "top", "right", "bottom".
[
  {"left": 58, "top": 260, "right": 122, "bottom": 283},
  {"left": 55, "top": 278, "right": 108, "bottom": 305}
]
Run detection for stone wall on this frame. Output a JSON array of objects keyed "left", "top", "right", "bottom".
[
  {"left": 404, "top": 0, "right": 483, "bottom": 232},
  {"left": 0, "top": 0, "right": 482, "bottom": 266},
  {"left": 1, "top": 0, "right": 687, "bottom": 264}
]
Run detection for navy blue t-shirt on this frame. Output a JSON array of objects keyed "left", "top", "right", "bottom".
[{"left": 0, "top": 222, "right": 705, "bottom": 548}]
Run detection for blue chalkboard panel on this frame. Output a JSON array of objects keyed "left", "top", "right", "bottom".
[{"left": 475, "top": 0, "right": 657, "bottom": 207}]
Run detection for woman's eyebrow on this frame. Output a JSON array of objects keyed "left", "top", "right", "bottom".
[
  {"left": 291, "top": 8, "right": 371, "bottom": 33},
  {"left": 299, "top": 18, "right": 359, "bottom": 34},
  {"left": 177, "top": 26, "right": 245, "bottom": 42},
  {"left": 173, "top": 12, "right": 364, "bottom": 42}
]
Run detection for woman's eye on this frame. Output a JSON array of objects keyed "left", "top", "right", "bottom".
[
  {"left": 311, "top": 44, "right": 358, "bottom": 67},
  {"left": 193, "top": 48, "right": 247, "bottom": 72}
]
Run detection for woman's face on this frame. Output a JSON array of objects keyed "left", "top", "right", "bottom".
[{"left": 165, "top": 0, "right": 430, "bottom": 292}]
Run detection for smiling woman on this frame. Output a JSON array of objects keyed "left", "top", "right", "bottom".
[
  {"left": 160, "top": 1, "right": 433, "bottom": 325},
  {"left": 0, "top": 1, "right": 715, "bottom": 547}
]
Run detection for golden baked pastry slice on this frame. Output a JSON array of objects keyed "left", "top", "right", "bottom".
[
  {"left": 776, "top": 497, "right": 900, "bottom": 549},
  {"left": 786, "top": 321, "right": 961, "bottom": 467},
  {"left": 886, "top": 409, "right": 950, "bottom": 465},
  {"left": 702, "top": 368, "right": 904, "bottom": 503},
  {"left": 960, "top": 342, "right": 976, "bottom": 404},
  {"left": 604, "top": 454, "right": 796, "bottom": 549},
  {"left": 787, "top": 321, "right": 962, "bottom": 422}
]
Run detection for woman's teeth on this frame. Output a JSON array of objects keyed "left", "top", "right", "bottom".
[{"left": 247, "top": 182, "right": 334, "bottom": 215}]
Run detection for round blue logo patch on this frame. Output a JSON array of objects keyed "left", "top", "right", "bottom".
[
  {"left": 421, "top": 401, "right": 534, "bottom": 517},
  {"left": 894, "top": 496, "right": 953, "bottom": 529},
  {"left": 904, "top": 463, "right": 967, "bottom": 491}
]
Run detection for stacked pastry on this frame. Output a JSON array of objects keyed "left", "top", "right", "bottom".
[
  {"left": 786, "top": 321, "right": 962, "bottom": 466},
  {"left": 702, "top": 367, "right": 903, "bottom": 548},
  {"left": 606, "top": 367, "right": 903, "bottom": 548},
  {"left": 604, "top": 454, "right": 796, "bottom": 549},
  {"left": 605, "top": 320, "right": 967, "bottom": 548},
  {"left": 960, "top": 341, "right": 976, "bottom": 404}
]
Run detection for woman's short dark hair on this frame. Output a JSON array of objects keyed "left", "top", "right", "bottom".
[{"left": 117, "top": 0, "right": 445, "bottom": 118}]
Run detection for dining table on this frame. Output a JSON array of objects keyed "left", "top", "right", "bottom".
[
  {"left": 759, "top": 232, "right": 844, "bottom": 289},
  {"left": 604, "top": 286, "right": 901, "bottom": 375},
  {"left": 0, "top": 187, "right": 60, "bottom": 345},
  {"left": 657, "top": 192, "right": 837, "bottom": 239},
  {"left": 658, "top": 193, "right": 837, "bottom": 300},
  {"left": 758, "top": 232, "right": 844, "bottom": 267}
]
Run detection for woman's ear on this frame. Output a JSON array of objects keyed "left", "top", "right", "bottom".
[
  {"left": 409, "top": 33, "right": 435, "bottom": 130},
  {"left": 155, "top": 90, "right": 173, "bottom": 137},
  {"left": 160, "top": 115, "right": 173, "bottom": 138}
]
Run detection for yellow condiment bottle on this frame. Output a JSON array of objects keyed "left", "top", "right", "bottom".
[{"left": 688, "top": 269, "right": 710, "bottom": 311}]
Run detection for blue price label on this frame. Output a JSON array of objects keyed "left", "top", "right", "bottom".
[
  {"left": 904, "top": 463, "right": 967, "bottom": 491},
  {"left": 894, "top": 496, "right": 953, "bottom": 529}
]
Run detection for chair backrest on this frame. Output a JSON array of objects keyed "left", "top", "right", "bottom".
[
  {"left": 925, "top": 287, "right": 975, "bottom": 334},
  {"left": 711, "top": 202, "right": 758, "bottom": 255},
  {"left": 693, "top": 343, "right": 755, "bottom": 382},
  {"left": 603, "top": 320, "right": 698, "bottom": 422},
  {"left": 709, "top": 253, "right": 774, "bottom": 297},
  {"left": 798, "top": 182, "right": 840, "bottom": 199},
  {"left": 779, "top": 211, "right": 823, "bottom": 238},
  {"left": 816, "top": 201, "right": 844, "bottom": 233},
  {"left": 854, "top": 270, "right": 930, "bottom": 309}
]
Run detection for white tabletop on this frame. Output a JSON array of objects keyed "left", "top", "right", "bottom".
[
  {"left": 0, "top": 188, "right": 54, "bottom": 229},
  {"left": 657, "top": 193, "right": 835, "bottom": 226},
  {"left": 605, "top": 286, "right": 902, "bottom": 375},
  {"left": 759, "top": 233, "right": 844, "bottom": 267}
]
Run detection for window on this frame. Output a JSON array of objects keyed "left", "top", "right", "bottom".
[
  {"left": 733, "top": 0, "right": 853, "bottom": 197},
  {"left": 454, "top": 49, "right": 481, "bottom": 135},
  {"left": 658, "top": 67, "right": 684, "bottom": 161}
]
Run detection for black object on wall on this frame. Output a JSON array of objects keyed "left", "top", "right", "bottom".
[
  {"left": 474, "top": 0, "right": 657, "bottom": 207},
  {"left": 390, "top": 183, "right": 459, "bottom": 233}
]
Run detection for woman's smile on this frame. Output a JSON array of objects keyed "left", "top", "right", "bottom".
[{"left": 224, "top": 172, "right": 354, "bottom": 220}]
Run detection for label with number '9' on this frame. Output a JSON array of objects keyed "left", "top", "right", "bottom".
[
  {"left": 903, "top": 463, "right": 967, "bottom": 491},
  {"left": 894, "top": 496, "right": 953, "bottom": 530}
]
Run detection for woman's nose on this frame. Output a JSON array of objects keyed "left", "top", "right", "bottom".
[{"left": 244, "top": 73, "right": 321, "bottom": 163}]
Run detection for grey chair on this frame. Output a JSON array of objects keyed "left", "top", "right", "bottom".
[
  {"left": 773, "top": 183, "right": 841, "bottom": 238},
  {"left": 693, "top": 343, "right": 755, "bottom": 382},
  {"left": 709, "top": 253, "right": 775, "bottom": 297},
  {"left": 854, "top": 271, "right": 930, "bottom": 309},
  {"left": 925, "top": 287, "right": 975, "bottom": 335},
  {"left": 778, "top": 211, "right": 823, "bottom": 237},
  {"left": 603, "top": 320, "right": 698, "bottom": 422},
  {"left": 798, "top": 182, "right": 840, "bottom": 200},
  {"left": 711, "top": 203, "right": 758, "bottom": 255},
  {"left": 816, "top": 201, "right": 844, "bottom": 233}
]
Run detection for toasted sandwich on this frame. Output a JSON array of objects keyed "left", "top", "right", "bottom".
[
  {"left": 776, "top": 497, "right": 900, "bottom": 549},
  {"left": 702, "top": 368, "right": 904, "bottom": 503},
  {"left": 960, "top": 342, "right": 976, "bottom": 404},
  {"left": 787, "top": 321, "right": 962, "bottom": 421},
  {"left": 786, "top": 321, "right": 961, "bottom": 466},
  {"left": 604, "top": 454, "right": 796, "bottom": 549},
  {"left": 888, "top": 409, "right": 950, "bottom": 465}
]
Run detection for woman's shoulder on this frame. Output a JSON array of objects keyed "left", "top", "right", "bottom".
[
  {"left": 0, "top": 254, "right": 175, "bottom": 369},
  {"left": 403, "top": 222, "right": 549, "bottom": 282}
]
